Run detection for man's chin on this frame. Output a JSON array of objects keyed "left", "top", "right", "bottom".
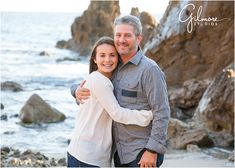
[{"left": 118, "top": 50, "right": 129, "bottom": 56}]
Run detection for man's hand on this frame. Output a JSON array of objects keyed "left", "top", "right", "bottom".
[
  {"left": 138, "top": 150, "right": 157, "bottom": 168},
  {"left": 75, "top": 80, "right": 90, "bottom": 104}
]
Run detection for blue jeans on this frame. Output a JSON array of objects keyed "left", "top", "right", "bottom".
[
  {"left": 114, "top": 149, "right": 164, "bottom": 167},
  {"left": 67, "top": 152, "right": 99, "bottom": 167}
]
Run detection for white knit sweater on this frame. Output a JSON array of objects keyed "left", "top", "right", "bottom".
[{"left": 67, "top": 71, "right": 152, "bottom": 167}]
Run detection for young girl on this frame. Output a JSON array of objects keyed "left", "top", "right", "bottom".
[{"left": 67, "top": 36, "right": 152, "bottom": 167}]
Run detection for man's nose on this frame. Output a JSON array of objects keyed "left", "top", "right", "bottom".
[{"left": 119, "top": 36, "right": 126, "bottom": 42}]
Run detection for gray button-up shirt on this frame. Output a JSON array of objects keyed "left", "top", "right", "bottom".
[{"left": 112, "top": 50, "right": 170, "bottom": 164}]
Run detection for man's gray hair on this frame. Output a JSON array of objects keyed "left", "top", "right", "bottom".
[{"left": 114, "top": 15, "right": 142, "bottom": 36}]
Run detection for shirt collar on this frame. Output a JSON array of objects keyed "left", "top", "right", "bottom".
[{"left": 129, "top": 49, "right": 144, "bottom": 65}]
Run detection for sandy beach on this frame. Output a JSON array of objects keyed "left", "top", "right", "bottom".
[{"left": 162, "top": 149, "right": 234, "bottom": 167}]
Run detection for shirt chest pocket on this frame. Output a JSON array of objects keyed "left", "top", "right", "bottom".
[{"left": 121, "top": 82, "right": 139, "bottom": 104}]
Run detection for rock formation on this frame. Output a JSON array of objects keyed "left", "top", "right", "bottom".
[
  {"left": 20, "top": 94, "right": 65, "bottom": 124},
  {"left": 130, "top": 8, "right": 157, "bottom": 49},
  {"left": 194, "top": 64, "right": 234, "bottom": 147},
  {"left": 56, "top": 1, "right": 120, "bottom": 56},
  {"left": 1, "top": 81, "right": 23, "bottom": 92},
  {"left": 144, "top": 1, "right": 234, "bottom": 86}
]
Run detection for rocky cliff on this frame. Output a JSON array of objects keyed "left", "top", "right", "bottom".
[
  {"left": 144, "top": 1, "right": 234, "bottom": 87},
  {"left": 56, "top": 1, "right": 120, "bottom": 56}
]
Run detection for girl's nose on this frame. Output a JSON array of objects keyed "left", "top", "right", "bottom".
[{"left": 105, "top": 56, "right": 111, "bottom": 62}]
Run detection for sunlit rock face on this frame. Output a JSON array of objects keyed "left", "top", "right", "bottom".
[
  {"left": 144, "top": 1, "right": 234, "bottom": 87},
  {"left": 66, "top": 1, "right": 120, "bottom": 56}
]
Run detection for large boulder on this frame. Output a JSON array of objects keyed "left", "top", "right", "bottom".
[
  {"left": 169, "top": 79, "right": 210, "bottom": 120},
  {"left": 20, "top": 94, "right": 65, "bottom": 124},
  {"left": 194, "top": 64, "right": 234, "bottom": 147},
  {"left": 144, "top": 1, "right": 234, "bottom": 86},
  {"left": 167, "top": 118, "right": 213, "bottom": 149}
]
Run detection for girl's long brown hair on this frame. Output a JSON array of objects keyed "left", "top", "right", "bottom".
[{"left": 89, "top": 36, "right": 117, "bottom": 74}]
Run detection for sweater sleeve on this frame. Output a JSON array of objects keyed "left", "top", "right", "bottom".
[{"left": 90, "top": 73, "right": 153, "bottom": 127}]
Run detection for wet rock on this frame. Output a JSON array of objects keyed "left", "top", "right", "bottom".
[
  {"left": 20, "top": 93, "right": 66, "bottom": 124},
  {"left": 39, "top": 51, "right": 50, "bottom": 56},
  {"left": 55, "top": 40, "right": 68, "bottom": 49},
  {"left": 1, "top": 146, "right": 10, "bottom": 154},
  {"left": 10, "top": 114, "right": 19, "bottom": 118},
  {"left": 1, "top": 81, "right": 23, "bottom": 92},
  {"left": 3, "top": 131, "right": 15, "bottom": 135},
  {"left": 56, "top": 57, "right": 81, "bottom": 62},
  {"left": 1, "top": 147, "right": 66, "bottom": 167},
  {"left": 0, "top": 104, "right": 4, "bottom": 109},
  {"left": 1, "top": 114, "right": 7, "bottom": 121}
]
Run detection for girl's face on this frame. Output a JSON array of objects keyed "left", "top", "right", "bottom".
[{"left": 94, "top": 44, "right": 119, "bottom": 78}]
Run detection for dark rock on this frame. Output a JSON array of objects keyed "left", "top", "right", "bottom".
[
  {"left": 20, "top": 93, "right": 66, "bottom": 124},
  {"left": 1, "top": 114, "right": 7, "bottom": 121},
  {"left": 1, "top": 103, "right": 4, "bottom": 110},
  {"left": 55, "top": 40, "right": 68, "bottom": 49},
  {"left": 39, "top": 51, "right": 50, "bottom": 56},
  {"left": 1, "top": 81, "right": 23, "bottom": 92},
  {"left": 1, "top": 146, "right": 10, "bottom": 154},
  {"left": 56, "top": 57, "right": 81, "bottom": 62}
]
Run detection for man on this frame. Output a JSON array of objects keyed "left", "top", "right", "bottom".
[{"left": 71, "top": 15, "right": 170, "bottom": 167}]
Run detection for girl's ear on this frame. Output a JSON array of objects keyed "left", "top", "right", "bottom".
[{"left": 94, "top": 59, "right": 97, "bottom": 64}]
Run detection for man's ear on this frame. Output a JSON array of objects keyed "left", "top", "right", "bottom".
[{"left": 137, "top": 35, "right": 143, "bottom": 45}]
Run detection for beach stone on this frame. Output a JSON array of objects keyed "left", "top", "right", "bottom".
[
  {"left": 39, "top": 51, "right": 50, "bottom": 56},
  {"left": 1, "top": 81, "right": 23, "bottom": 92},
  {"left": 1, "top": 114, "right": 7, "bottom": 121},
  {"left": 1, "top": 147, "right": 66, "bottom": 167},
  {"left": 55, "top": 40, "right": 68, "bottom": 49},
  {"left": 20, "top": 94, "right": 66, "bottom": 124},
  {"left": 1, "top": 146, "right": 10, "bottom": 154},
  {"left": 167, "top": 118, "right": 214, "bottom": 149},
  {"left": 228, "top": 151, "right": 234, "bottom": 162},
  {"left": 186, "top": 144, "right": 201, "bottom": 152}
]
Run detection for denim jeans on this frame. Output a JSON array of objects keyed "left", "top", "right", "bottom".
[
  {"left": 114, "top": 149, "right": 164, "bottom": 167},
  {"left": 67, "top": 152, "right": 99, "bottom": 167}
]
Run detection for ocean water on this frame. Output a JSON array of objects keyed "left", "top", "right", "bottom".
[
  {"left": 0, "top": 12, "right": 233, "bottom": 166},
  {"left": 1, "top": 12, "right": 89, "bottom": 158}
]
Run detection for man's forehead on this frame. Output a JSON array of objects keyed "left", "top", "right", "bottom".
[{"left": 114, "top": 24, "right": 135, "bottom": 33}]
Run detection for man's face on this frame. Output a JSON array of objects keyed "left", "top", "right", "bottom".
[{"left": 114, "top": 24, "right": 142, "bottom": 57}]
